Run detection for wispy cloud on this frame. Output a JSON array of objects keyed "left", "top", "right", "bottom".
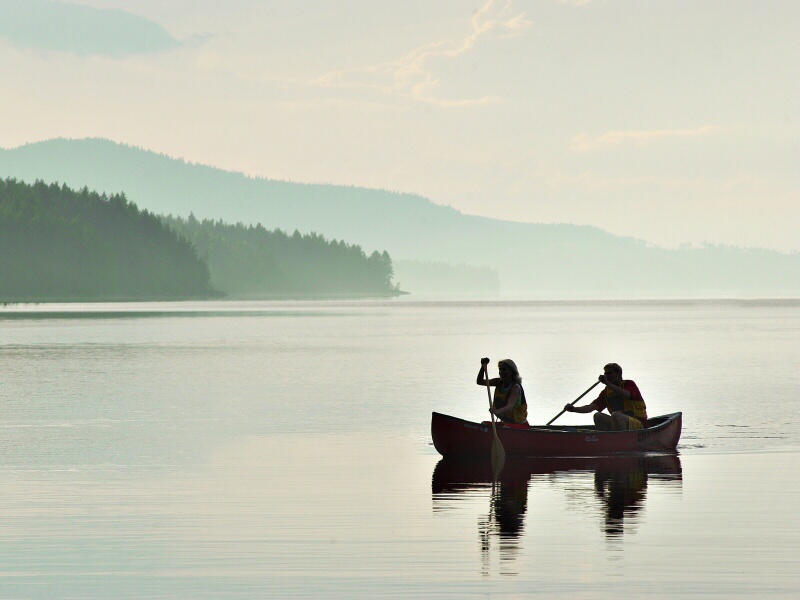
[
  {"left": 312, "top": 0, "right": 531, "bottom": 106},
  {"left": 570, "top": 125, "right": 727, "bottom": 152}
]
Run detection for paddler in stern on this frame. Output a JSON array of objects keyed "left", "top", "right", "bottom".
[
  {"left": 477, "top": 358, "right": 529, "bottom": 426},
  {"left": 564, "top": 363, "right": 648, "bottom": 430}
]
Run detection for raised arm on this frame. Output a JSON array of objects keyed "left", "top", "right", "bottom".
[{"left": 476, "top": 357, "right": 501, "bottom": 387}]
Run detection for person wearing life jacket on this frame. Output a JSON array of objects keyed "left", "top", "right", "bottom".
[
  {"left": 476, "top": 357, "right": 529, "bottom": 425},
  {"left": 564, "top": 363, "right": 648, "bottom": 430}
]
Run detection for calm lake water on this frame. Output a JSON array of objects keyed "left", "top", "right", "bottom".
[{"left": 1, "top": 300, "right": 799, "bottom": 598}]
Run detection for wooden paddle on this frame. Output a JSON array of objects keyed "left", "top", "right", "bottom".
[
  {"left": 485, "top": 364, "right": 506, "bottom": 472},
  {"left": 546, "top": 380, "right": 601, "bottom": 426}
]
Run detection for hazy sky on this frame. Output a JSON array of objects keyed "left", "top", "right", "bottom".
[{"left": 1, "top": 0, "right": 798, "bottom": 251}]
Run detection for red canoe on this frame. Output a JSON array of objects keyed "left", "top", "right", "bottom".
[{"left": 431, "top": 411, "right": 682, "bottom": 457}]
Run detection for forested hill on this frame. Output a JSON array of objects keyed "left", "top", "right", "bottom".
[
  {"left": 163, "top": 215, "right": 400, "bottom": 297},
  {"left": 0, "top": 178, "right": 214, "bottom": 301},
  {"left": 3, "top": 138, "right": 800, "bottom": 296}
]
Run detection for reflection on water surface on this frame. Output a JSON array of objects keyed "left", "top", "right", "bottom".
[{"left": 433, "top": 454, "right": 682, "bottom": 573}]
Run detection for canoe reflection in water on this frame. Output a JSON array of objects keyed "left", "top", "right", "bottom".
[{"left": 432, "top": 454, "right": 682, "bottom": 571}]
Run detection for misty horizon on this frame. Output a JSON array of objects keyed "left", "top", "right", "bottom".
[{"left": 3, "top": 138, "right": 799, "bottom": 299}]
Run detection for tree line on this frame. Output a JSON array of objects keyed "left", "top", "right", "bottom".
[
  {"left": 0, "top": 178, "right": 214, "bottom": 301},
  {"left": 163, "top": 215, "right": 401, "bottom": 297},
  {"left": 0, "top": 178, "right": 401, "bottom": 302}
]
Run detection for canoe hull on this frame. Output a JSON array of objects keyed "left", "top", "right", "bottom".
[{"left": 431, "top": 411, "right": 682, "bottom": 457}]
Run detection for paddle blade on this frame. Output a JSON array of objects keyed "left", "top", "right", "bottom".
[{"left": 490, "top": 432, "right": 505, "bottom": 474}]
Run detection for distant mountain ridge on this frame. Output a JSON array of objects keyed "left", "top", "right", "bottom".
[{"left": 2, "top": 137, "right": 799, "bottom": 296}]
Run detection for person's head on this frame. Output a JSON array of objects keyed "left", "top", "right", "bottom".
[
  {"left": 603, "top": 363, "right": 623, "bottom": 384},
  {"left": 498, "top": 359, "right": 522, "bottom": 384}
]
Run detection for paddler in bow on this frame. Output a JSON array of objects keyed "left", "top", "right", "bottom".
[{"left": 477, "top": 358, "right": 529, "bottom": 426}]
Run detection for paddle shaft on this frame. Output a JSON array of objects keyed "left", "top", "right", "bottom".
[
  {"left": 546, "top": 380, "right": 601, "bottom": 425},
  {"left": 484, "top": 365, "right": 504, "bottom": 458},
  {"left": 485, "top": 365, "right": 498, "bottom": 433}
]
